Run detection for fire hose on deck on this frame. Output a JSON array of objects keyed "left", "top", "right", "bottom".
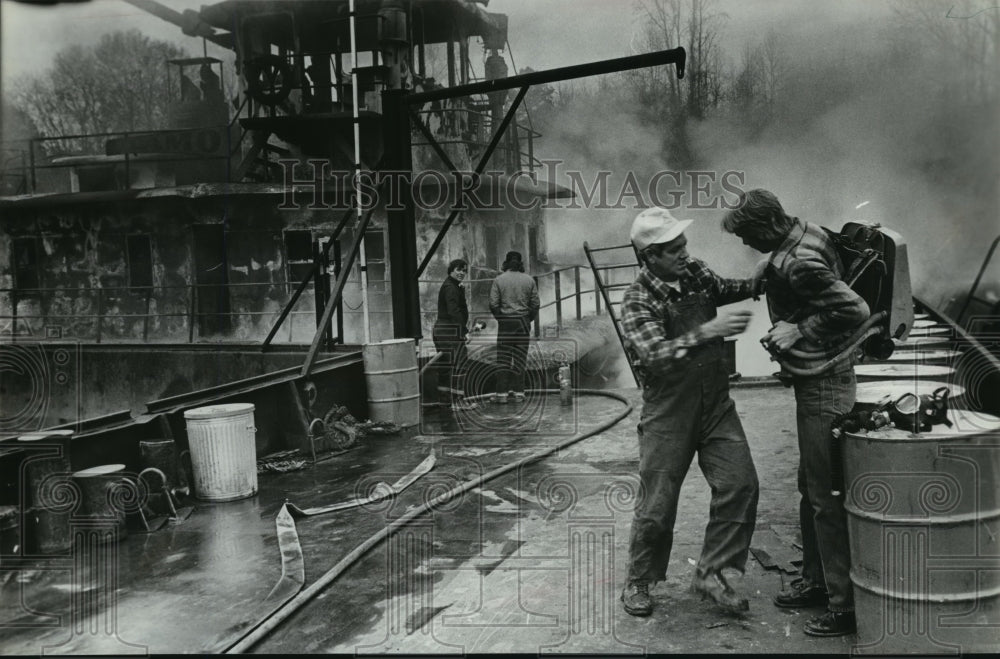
[{"left": 221, "top": 388, "right": 634, "bottom": 654}]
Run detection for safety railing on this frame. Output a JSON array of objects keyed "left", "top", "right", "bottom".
[
  {"left": 416, "top": 263, "right": 621, "bottom": 340},
  {"left": 411, "top": 106, "right": 541, "bottom": 173},
  {"left": 7, "top": 128, "right": 239, "bottom": 195},
  {"left": 3, "top": 267, "right": 625, "bottom": 346}
]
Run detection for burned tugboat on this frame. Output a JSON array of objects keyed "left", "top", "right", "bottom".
[{"left": 1, "top": 0, "right": 998, "bottom": 655}]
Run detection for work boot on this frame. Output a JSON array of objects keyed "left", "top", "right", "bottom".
[
  {"left": 773, "top": 578, "right": 828, "bottom": 609},
  {"left": 803, "top": 610, "right": 856, "bottom": 637},
  {"left": 620, "top": 580, "right": 653, "bottom": 617},
  {"left": 690, "top": 568, "right": 749, "bottom": 613}
]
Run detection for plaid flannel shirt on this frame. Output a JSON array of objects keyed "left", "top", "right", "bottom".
[
  {"left": 765, "top": 220, "right": 870, "bottom": 367},
  {"left": 621, "top": 258, "right": 756, "bottom": 379}
]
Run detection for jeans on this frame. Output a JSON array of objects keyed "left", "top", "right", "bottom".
[
  {"left": 793, "top": 369, "right": 856, "bottom": 612},
  {"left": 432, "top": 336, "right": 467, "bottom": 404},
  {"left": 495, "top": 315, "right": 530, "bottom": 394}
]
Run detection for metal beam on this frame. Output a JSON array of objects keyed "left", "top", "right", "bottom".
[
  {"left": 382, "top": 90, "right": 422, "bottom": 340},
  {"left": 262, "top": 206, "right": 355, "bottom": 350},
  {"left": 407, "top": 48, "right": 686, "bottom": 106},
  {"left": 122, "top": 0, "right": 233, "bottom": 49},
  {"left": 301, "top": 190, "right": 384, "bottom": 377},
  {"left": 416, "top": 85, "right": 529, "bottom": 278},
  {"left": 408, "top": 107, "right": 459, "bottom": 173}
]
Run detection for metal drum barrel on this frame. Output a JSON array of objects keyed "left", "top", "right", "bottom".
[
  {"left": 843, "top": 409, "right": 1000, "bottom": 654},
  {"left": 183, "top": 403, "right": 258, "bottom": 502},
  {"left": 362, "top": 339, "right": 420, "bottom": 428},
  {"left": 72, "top": 464, "right": 129, "bottom": 544},
  {"left": 19, "top": 431, "right": 74, "bottom": 553}
]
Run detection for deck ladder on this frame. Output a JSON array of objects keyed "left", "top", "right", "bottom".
[{"left": 582, "top": 241, "right": 642, "bottom": 386}]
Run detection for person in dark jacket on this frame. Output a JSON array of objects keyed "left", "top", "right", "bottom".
[
  {"left": 723, "top": 189, "right": 870, "bottom": 637},
  {"left": 432, "top": 259, "right": 478, "bottom": 411}
]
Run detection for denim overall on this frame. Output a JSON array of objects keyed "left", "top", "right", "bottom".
[{"left": 626, "top": 290, "right": 760, "bottom": 584}]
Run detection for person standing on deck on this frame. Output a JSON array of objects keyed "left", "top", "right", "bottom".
[
  {"left": 432, "top": 259, "right": 478, "bottom": 412},
  {"left": 620, "top": 207, "right": 762, "bottom": 618},
  {"left": 489, "top": 251, "right": 539, "bottom": 404},
  {"left": 722, "top": 189, "right": 870, "bottom": 637}
]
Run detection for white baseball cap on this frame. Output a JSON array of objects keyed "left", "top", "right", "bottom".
[{"left": 630, "top": 207, "right": 693, "bottom": 251}]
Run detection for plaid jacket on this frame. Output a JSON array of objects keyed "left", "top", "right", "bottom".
[
  {"left": 621, "top": 259, "right": 756, "bottom": 378},
  {"left": 765, "top": 219, "right": 870, "bottom": 369}
]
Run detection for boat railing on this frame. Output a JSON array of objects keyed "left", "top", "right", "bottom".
[
  {"left": 416, "top": 264, "right": 623, "bottom": 340},
  {"left": 3, "top": 264, "right": 623, "bottom": 345},
  {"left": 411, "top": 106, "right": 541, "bottom": 173},
  {"left": 7, "top": 128, "right": 240, "bottom": 195}
]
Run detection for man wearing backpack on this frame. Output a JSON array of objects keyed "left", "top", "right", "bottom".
[{"left": 722, "top": 189, "right": 870, "bottom": 637}]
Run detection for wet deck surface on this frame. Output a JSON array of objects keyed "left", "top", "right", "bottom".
[{"left": 2, "top": 384, "right": 864, "bottom": 654}]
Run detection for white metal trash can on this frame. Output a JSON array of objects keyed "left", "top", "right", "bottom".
[{"left": 183, "top": 403, "right": 258, "bottom": 502}]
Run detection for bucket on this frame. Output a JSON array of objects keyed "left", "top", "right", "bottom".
[
  {"left": 843, "top": 409, "right": 1000, "bottom": 654},
  {"left": 362, "top": 339, "right": 419, "bottom": 427},
  {"left": 19, "top": 431, "right": 74, "bottom": 554},
  {"left": 140, "top": 439, "right": 188, "bottom": 513},
  {"left": 183, "top": 403, "right": 258, "bottom": 502},
  {"left": 72, "top": 464, "right": 128, "bottom": 544}
]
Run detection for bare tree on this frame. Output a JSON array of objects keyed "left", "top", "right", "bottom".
[
  {"left": 11, "top": 29, "right": 188, "bottom": 153},
  {"left": 892, "top": 0, "right": 999, "bottom": 106},
  {"left": 621, "top": 0, "right": 728, "bottom": 164},
  {"left": 760, "top": 29, "right": 785, "bottom": 111}
]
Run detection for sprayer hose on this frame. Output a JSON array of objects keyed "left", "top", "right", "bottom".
[
  {"left": 777, "top": 326, "right": 882, "bottom": 378},
  {"left": 224, "top": 388, "right": 634, "bottom": 654},
  {"left": 781, "top": 311, "right": 887, "bottom": 359}
]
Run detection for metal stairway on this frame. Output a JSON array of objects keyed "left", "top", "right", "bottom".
[{"left": 583, "top": 241, "right": 642, "bottom": 386}]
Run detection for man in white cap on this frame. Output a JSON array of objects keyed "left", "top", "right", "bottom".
[{"left": 620, "top": 207, "right": 762, "bottom": 618}]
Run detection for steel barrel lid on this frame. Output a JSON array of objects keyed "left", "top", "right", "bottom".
[
  {"left": 905, "top": 326, "right": 952, "bottom": 337},
  {"left": 893, "top": 336, "right": 952, "bottom": 350},
  {"left": 880, "top": 349, "right": 962, "bottom": 363},
  {"left": 855, "top": 379, "right": 966, "bottom": 406},
  {"left": 854, "top": 363, "right": 954, "bottom": 379},
  {"left": 73, "top": 464, "right": 126, "bottom": 478}
]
